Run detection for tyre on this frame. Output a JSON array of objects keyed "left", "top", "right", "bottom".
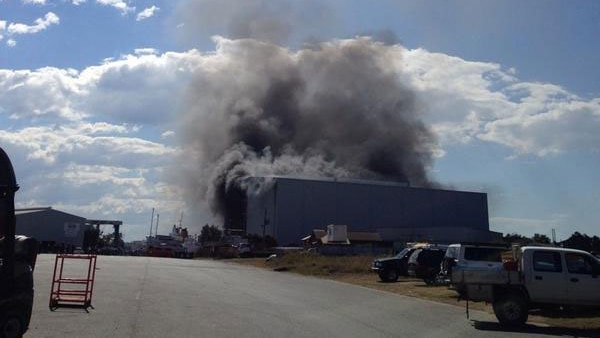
[
  {"left": 379, "top": 269, "right": 399, "bottom": 282},
  {"left": 493, "top": 294, "right": 529, "bottom": 327},
  {"left": 0, "top": 314, "right": 24, "bottom": 338}
]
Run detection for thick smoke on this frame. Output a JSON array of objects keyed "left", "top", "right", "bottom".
[{"left": 179, "top": 37, "right": 438, "bottom": 217}]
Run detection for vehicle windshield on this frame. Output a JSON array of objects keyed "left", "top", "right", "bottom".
[
  {"left": 395, "top": 248, "right": 410, "bottom": 259},
  {"left": 463, "top": 247, "right": 505, "bottom": 262},
  {"left": 408, "top": 249, "right": 422, "bottom": 264}
]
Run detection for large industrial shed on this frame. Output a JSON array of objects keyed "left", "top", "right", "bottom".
[
  {"left": 15, "top": 207, "right": 93, "bottom": 248},
  {"left": 226, "top": 176, "right": 501, "bottom": 246}
]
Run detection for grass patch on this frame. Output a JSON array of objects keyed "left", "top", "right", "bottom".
[
  {"left": 230, "top": 252, "right": 374, "bottom": 275},
  {"left": 229, "top": 252, "right": 600, "bottom": 330}
]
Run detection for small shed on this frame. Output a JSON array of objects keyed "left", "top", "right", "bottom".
[
  {"left": 15, "top": 207, "right": 93, "bottom": 249},
  {"left": 302, "top": 225, "right": 386, "bottom": 255}
]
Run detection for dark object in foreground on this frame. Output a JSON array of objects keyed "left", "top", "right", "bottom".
[
  {"left": 0, "top": 147, "right": 38, "bottom": 338},
  {"left": 407, "top": 247, "right": 446, "bottom": 285},
  {"left": 372, "top": 248, "right": 417, "bottom": 282}
]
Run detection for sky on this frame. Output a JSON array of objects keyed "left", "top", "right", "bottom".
[{"left": 1, "top": 0, "right": 599, "bottom": 241}]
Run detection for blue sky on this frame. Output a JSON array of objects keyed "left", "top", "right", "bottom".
[{"left": 1, "top": 0, "right": 599, "bottom": 241}]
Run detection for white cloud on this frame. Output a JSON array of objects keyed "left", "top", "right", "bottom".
[
  {"left": 1, "top": 37, "right": 599, "bottom": 240},
  {"left": 0, "top": 50, "right": 201, "bottom": 122},
  {"left": 0, "top": 123, "right": 175, "bottom": 165},
  {"left": 133, "top": 47, "right": 158, "bottom": 55},
  {"left": 161, "top": 130, "right": 175, "bottom": 138},
  {"left": 0, "top": 20, "right": 5, "bottom": 40},
  {"left": 6, "top": 38, "right": 15, "bottom": 47},
  {"left": 136, "top": 5, "right": 160, "bottom": 21},
  {"left": 71, "top": 0, "right": 86, "bottom": 4},
  {"left": 96, "top": 0, "right": 135, "bottom": 15},
  {"left": 22, "top": 0, "right": 47, "bottom": 4},
  {"left": 1, "top": 122, "right": 182, "bottom": 239},
  {"left": 402, "top": 47, "right": 600, "bottom": 157},
  {"left": 7, "top": 12, "right": 59, "bottom": 35}
]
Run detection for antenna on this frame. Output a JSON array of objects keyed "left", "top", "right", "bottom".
[
  {"left": 155, "top": 213, "right": 160, "bottom": 237},
  {"left": 149, "top": 207, "right": 155, "bottom": 237}
]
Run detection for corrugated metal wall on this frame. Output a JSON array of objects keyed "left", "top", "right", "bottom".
[
  {"left": 246, "top": 177, "right": 491, "bottom": 246},
  {"left": 16, "top": 209, "right": 91, "bottom": 246}
]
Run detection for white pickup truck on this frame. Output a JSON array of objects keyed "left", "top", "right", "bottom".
[{"left": 452, "top": 246, "right": 600, "bottom": 326}]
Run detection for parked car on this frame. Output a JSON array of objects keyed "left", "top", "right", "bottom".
[
  {"left": 441, "top": 243, "right": 509, "bottom": 293},
  {"left": 371, "top": 248, "right": 417, "bottom": 282},
  {"left": 407, "top": 247, "right": 447, "bottom": 284},
  {"left": 453, "top": 246, "right": 600, "bottom": 326}
]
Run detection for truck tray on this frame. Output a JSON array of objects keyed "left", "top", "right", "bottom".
[{"left": 452, "top": 266, "right": 521, "bottom": 285}]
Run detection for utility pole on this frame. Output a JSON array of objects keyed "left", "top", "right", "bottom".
[
  {"left": 149, "top": 207, "right": 155, "bottom": 238},
  {"left": 155, "top": 213, "right": 160, "bottom": 237},
  {"left": 552, "top": 228, "right": 557, "bottom": 244},
  {"left": 179, "top": 210, "right": 184, "bottom": 227}
]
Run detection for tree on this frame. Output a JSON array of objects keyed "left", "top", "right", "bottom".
[
  {"left": 502, "top": 233, "right": 532, "bottom": 245},
  {"left": 532, "top": 233, "right": 551, "bottom": 244},
  {"left": 562, "top": 232, "right": 592, "bottom": 252},
  {"left": 200, "top": 224, "right": 223, "bottom": 243},
  {"left": 83, "top": 228, "right": 100, "bottom": 251},
  {"left": 97, "top": 232, "right": 114, "bottom": 248}
]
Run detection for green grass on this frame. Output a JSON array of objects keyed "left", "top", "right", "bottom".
[{"left": 266, "top": 251, "right": 375, "bottom": 275}]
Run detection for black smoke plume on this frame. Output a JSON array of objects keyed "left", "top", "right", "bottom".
[{"left": 178, "top": 37, "right": 438, "bottom": 218}]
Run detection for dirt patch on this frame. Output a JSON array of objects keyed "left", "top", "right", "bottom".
[{"left": 228, "top": 253, "right": 600, "bottom": 330}]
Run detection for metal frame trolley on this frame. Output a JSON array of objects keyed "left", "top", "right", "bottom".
[{"left": 49, "top": 254, "right": 97, "bottom": 310}]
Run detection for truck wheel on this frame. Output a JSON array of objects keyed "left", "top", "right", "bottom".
[
  {"left": 0, "top": 314, "right": 24, "bottom": 338},
  {"left": 493, "top": 294, "right": 528, "bottom": 327},
  {"left": 379, "top": 269, "right": 399, "bottom": 282}
]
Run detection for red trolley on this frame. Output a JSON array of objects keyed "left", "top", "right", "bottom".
[{"left": 49, "top": 254, "right": 97, "bottom": 310}]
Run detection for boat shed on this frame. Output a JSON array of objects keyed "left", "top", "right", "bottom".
[
  {"left": 226, "top": 176, "right": 502, "bottom": 246},
  {"left": 15, "top": 207, "right": 93, "bottom": 248}
]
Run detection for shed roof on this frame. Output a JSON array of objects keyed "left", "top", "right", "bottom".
[
  {"left": 15, "top": 207, "right": 86, "bottom": 221},
  {"left": 15, "top": 207, "right": 52, "bottom": 215}
]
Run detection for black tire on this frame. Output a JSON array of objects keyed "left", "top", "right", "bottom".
[
  {"left": 0, "top": 313, "right": 24, "bottom": 338},
  {"left": 493, "top": 294, "right": 529, "bottom": 327},
  {"left": 379, "top": 269, "right": 399, "bottom": 282}
]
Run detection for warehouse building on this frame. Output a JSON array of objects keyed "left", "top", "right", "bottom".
[
  {"left": 15, "top": 207, "right": 94, "bottom": 248},
  {"left": 225, "top": 176, "right": 501, "bottom": 246}
]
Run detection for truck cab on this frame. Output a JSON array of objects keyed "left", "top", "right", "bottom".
[
  {"left": 453, "top": 246, "right": 600, "bottom": 326},
  {"left": 521, "top": 247, "right": 600, "bottom": 306}
]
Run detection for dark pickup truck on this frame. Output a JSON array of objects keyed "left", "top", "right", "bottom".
[{"left": 371, "top": 248, "right": 416, "bottom": 282}]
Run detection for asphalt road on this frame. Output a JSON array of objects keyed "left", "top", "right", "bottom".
[{"left": 25, "top": 254, "right": 597, "bottom": 338}]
